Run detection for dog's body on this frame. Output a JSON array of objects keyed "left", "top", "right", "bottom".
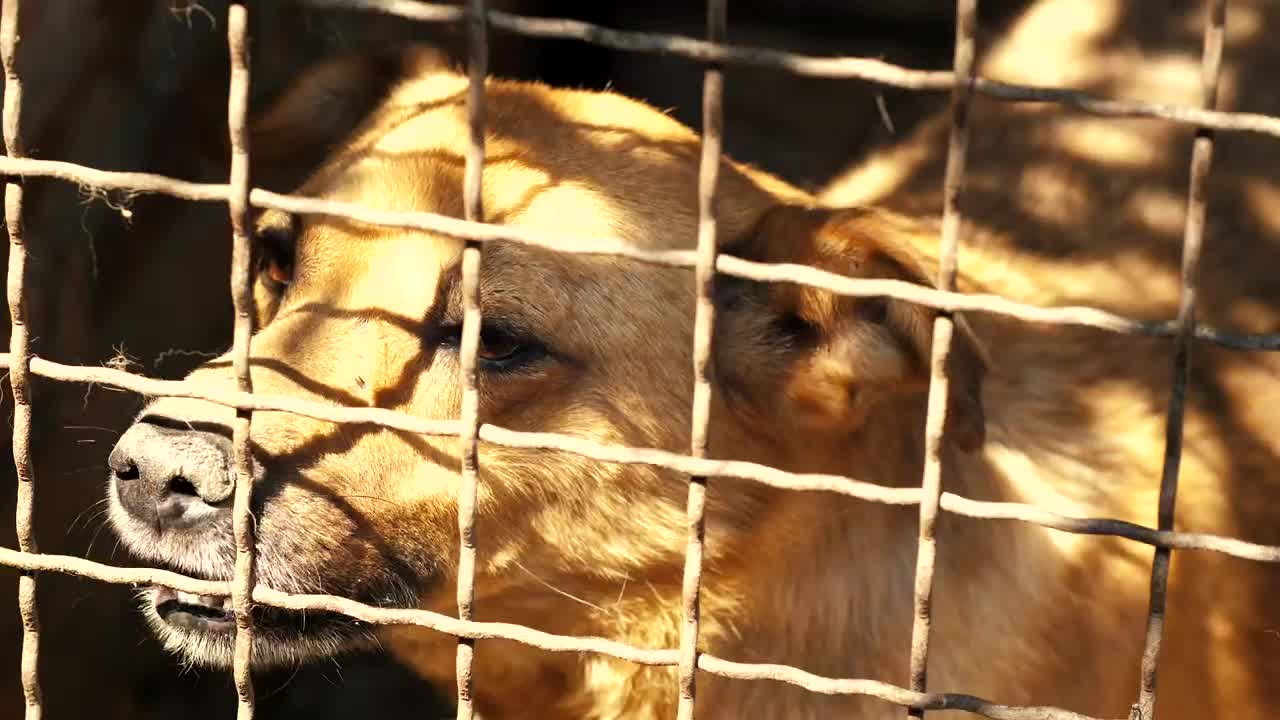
[{"left": 105, "top": 0, "right": 1280, "bottom": 718}]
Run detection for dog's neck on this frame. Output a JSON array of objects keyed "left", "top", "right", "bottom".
[{"left": 685, "top": 393, "right": 1075, "bottom": 716}]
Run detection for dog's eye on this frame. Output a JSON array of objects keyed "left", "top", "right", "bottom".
[
  {"left": 254, "top": 212, "right": 296, "bottom": 292},
  {"left": 478, "top": 327, "right": 522, "bottom": 362},
  {"left": 477, "top": 326, "right": 548, "bottom": 371},
  {"left": 439, "top": 324, "right": 548, "bottom": 373},
  {"left": 264, "top": 255, "right": 293, "bottom": 287},
  {"left": 256, "top": 240, "right": 294, "bottom": 290}
]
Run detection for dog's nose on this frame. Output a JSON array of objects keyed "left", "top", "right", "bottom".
[{"left": 108, "top": 419, "right": 235, "bottom": 530}]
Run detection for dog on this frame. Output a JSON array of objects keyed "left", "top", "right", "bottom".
[{"left": 105, "top": 0, "right": 1280, "bottom": 716}]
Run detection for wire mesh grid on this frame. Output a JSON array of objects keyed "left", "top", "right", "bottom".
[{"left": 1, "top": 0, "right": 1278, "bottom": 719}]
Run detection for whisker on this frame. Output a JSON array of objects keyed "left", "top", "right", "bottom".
[
  {"left": 334, "top": 494, "right": 403, "bottom": 508},
  {"left": 614, "top": 577, "right": 629, "bottom": 609},
  {"left": 63, "top": 424, "right": 122, "bottom": 436},
  {"left": 258, "top": 660, "right": 303, "bottom": 701},
  {"left": 68, "top": 498, "right": 110, "bottom": 535},
  {"left": 512, "top": 559, "right": 607, "bottom": 614},
  {"left": 85, "top": 513, "right": 116, "bottom": 558}
]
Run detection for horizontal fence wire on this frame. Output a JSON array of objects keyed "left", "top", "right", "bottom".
[
  {"left": 299, "top": 0, "right": 1280, "bottom": 138},
  {"left": 10, "top": 354, "right": 1280, "bottom": 564},
  {"left": 0, "top": 541, "right": 1107, "bottom": 720},
  {"left": 0, "top": 156, "right": 1277, "bottom": 351},
  {"left": 6, "top": 0, "right": 1279, "bottom": 718}
]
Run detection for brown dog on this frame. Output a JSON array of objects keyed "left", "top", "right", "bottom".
[{"left": 106, "top": 0, "right": 1280, "bottom": 717}]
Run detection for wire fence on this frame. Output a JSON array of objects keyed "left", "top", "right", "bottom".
[{"left": 2, "top": 1, "right": 1278, "bottom": 719}]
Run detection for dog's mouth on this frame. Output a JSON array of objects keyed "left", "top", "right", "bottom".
[
  {"left": 141, "top": 580, "right": 381, "bottom": 668},
  {"left": 152, "top": 586, "right": 236, "bottom": 633}
]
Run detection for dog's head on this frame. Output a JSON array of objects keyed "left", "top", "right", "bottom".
[{"left": 106, "top": 48, "right": 985, "bottom": 668}]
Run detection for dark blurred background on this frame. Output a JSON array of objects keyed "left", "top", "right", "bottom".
[{"left": 0, "top": 1, "right": 1028, "bottom": 716}]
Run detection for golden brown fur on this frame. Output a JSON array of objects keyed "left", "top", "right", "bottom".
[
  {"left": 108, "top": 1, "right": 1280, "bottom": 717},
  {"left": 821, "top": 0, "right": 1280, "bottom": 716}
]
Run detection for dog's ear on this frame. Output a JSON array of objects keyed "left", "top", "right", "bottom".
[
  {"left": 249, "top": 45, "right": 449, "bottom": 191},
  {"left": 714, "top": 204, "right": 988, "bottom": 451}
]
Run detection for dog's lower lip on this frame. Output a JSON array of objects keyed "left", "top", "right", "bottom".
[{"left": 153, "top": 585, "right": 235, "bottom": 631}]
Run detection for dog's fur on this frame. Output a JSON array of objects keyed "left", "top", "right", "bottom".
[{"left": 108, "top": 0, "right": 1280, "bottom": 717}]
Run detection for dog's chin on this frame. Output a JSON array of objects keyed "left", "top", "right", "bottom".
[{"left": 138, "top": 584, "right": 377, "bottom": 669}]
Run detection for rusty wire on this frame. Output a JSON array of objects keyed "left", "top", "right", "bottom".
[
  {"left": 0, "top": 542, "right": 1116, "bottom": 720},
  {"left": 676, "top": 0, "right": 727, "bottom": 715},
  {"left": 2, "top": 0, "right": 1277, "bottom": 719},
  {"left": 7, "top": 354, "right": 1280, "bottom": 564},
  {"left": 453, "top": 0, "right": 488, "bottom": 716},
  {"left": 906, "top": 0, "right": 976, "bottom": 715},
  {"left": 0, "top": 156, "right": 1275, "bottom": 352},
  {"left": 1, "top": 0, "right": 41, "bottom": 717},
  {"left": 300, "top": 0, "right": 1280, "bottom": 139},
  {"left": 1131, "top": 2, "right": 1226, "bottom": 718},
  {"left": 0, "top": 540, "right": 1145, "bottom": 720},
  {"left": 225, "top": 6, "right": 259, "bottom": 720}
]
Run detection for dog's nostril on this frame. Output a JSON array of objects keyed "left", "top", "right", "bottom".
[
  {"left": 167, "top": 477, "right": 200, "bottom": 498},
  {"left": 155, "top": 475, "right": 223, "bottom": 529},
  {"left": 111, "top": 421, "right": 235, "bottom": 527}
]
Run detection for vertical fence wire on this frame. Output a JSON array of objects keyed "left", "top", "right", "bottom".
[
  {"left": 225, "top": 5, "right": 258, "bottom": 720},
  {"left": 455, "top": 0, "right": 488, "bottom": 716},
  {"left": 676, "top": 1, "right": 726, "bottom": 717},
  {"left": 1, "top": 0, "right": 41, "bottom": 717},
  {"left": 906, "top": 0, "right": 976, "bottom": 715},
  {"left": 1131, "top": 1, "right": 1224, "bottom": 718}
]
